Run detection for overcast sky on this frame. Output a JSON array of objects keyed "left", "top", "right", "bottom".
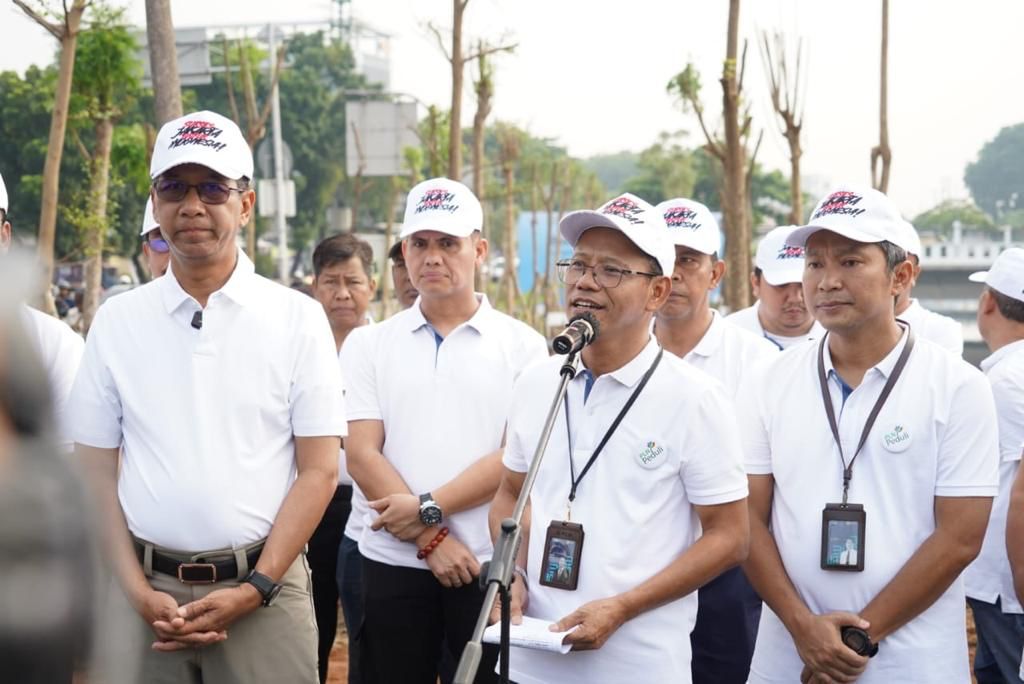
[{"left": 1, "top": 0, "right": 1021, "bottom": 217}]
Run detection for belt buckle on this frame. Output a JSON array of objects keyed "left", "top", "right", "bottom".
[{"left": 177, "top": 562, "right": 218, "bottom": 584}]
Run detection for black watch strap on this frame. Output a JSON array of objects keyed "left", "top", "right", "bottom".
[
  {"left": 419, "top": 492, "right": 432, "bottom": 505},
  {"left": 243, "top": 570, "right": 282, "bottom": 607},
  {"left": 840, "top": 626, "right": 878, "bottom": 657}
]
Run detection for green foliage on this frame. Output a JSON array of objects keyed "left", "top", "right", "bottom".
[
  {"left": 621, "top": 131, "right": 695, "bottom": 205},
  {"left": 913, "top": 199, "right": 997, "bottom": 235},
  {"left": 965, "top": 123, "right": 1024, "bottom": 217},
  {"left": 666, "top": 63, "right": 703, "bottom": 112},
  {"left": 584, "top": 151, "right": 638, "bottom": 195}
]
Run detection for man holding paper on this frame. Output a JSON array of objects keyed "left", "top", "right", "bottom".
[{"left": 488, "top": 194, "right": 750, "bottom": 684}]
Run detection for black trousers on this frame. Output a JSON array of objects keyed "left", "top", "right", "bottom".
[
  {"left": 307, "top": 484, "right": 353, "bottom": 684},
  {"left": 360, "top": 557, "right": 499, "bottom": 684},
  {"left": 690, "top": 565, "right": 762, "bottom": 684}
]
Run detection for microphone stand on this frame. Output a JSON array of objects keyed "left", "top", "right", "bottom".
[{"left": 454, "top": 349, "right": 581, "bottom": 684}]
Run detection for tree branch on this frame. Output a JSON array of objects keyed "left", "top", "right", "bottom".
[
  {"left": 13, "top": 0, "right": 64, "bottom": 40},
  {"left": 254, "top": 45, "right": 287, "bottom": 135},
  {"left": 691, "top": 100, "right": 724, "bottom": 160},
  {"left": 222, "top": 36, "right": 240, "bottom": 126},
  {"left": 465, "top": 40, "right": 518, "bottom": 61},
  {"left": 426, "top": 22, "right": 453, "bottom": 63}
]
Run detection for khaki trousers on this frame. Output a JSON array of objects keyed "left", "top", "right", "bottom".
[{"left": 98, "top": 546, "right": 319, "bottom": 684}]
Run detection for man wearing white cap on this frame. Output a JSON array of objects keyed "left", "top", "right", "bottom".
[
  {"left": 892, "top": 220, "right": 964, "bottom": 355},
  {"left": 69, "top": 111, "right": 345, "bottom": 683},
  {"left": 741, "top": 185, "right": 998, "bottom": 683},
  {"left": 726, "top": 225, "right": 824, "bottom": 350},
  {"left": 343, "top": 177, "right": 547, "bottom": 683},
  {"left": 651, "top": 197, "right": 774, "bottom": 682},
  {"left": 490, "top": 193, "right": 749, "bottom": 684},
  {"left": 140, "top": 196, "right": 170, "bottom": 278},
  {"left": 0, "top": 170, "right": 84, "bottom": 451},
  {"left": 968, "top": 248, "right": 1024, "bottom": 682}
]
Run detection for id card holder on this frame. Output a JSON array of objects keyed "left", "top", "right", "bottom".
[
  {"left": 539, "top": 520, "right": 584, "bottom": 591},
  {"left": 820, "top": 503, "right": 865, "bottom": 572}
]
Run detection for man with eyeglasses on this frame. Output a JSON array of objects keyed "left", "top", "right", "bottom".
[
  {"left": 650, "top": 197, "right": 776, "bottom": 684},
  {"left": 140, "top": 197, "right": 170, "bottom": 278},
  {"left": 490, "top": 193, "right": 749, "bottom": 684},
  {"left": 342, "top": 177, "right": 547, "bottom": 683},
  {"left": 69, "top": 111, "right": 345, "bottom": 683}
]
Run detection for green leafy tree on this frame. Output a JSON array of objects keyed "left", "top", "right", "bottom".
[
  {"left": 913, "top": 200, "right": 997, "bottom": 235},
  {"left": 621, "top": 131, "right": 695, "bottom": 205},
  {"left": 965, "top": 123, "right": 1024, "bottom": 217}
]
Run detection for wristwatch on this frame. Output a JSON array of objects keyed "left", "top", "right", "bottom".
[
  {"left": 840, "top": 626, "right": 878, "bottom": 657},
  {"left": 242, "top": 570, "right": 283, "bottom": 607},
  {"left": 418, "top": 492, "right": 444, "bottom": 526}
]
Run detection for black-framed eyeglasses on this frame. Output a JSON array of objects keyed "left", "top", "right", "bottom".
[
  {"left": 555, "top": 259, "right": 661, "bottom": 289},
  {"left": 152, "top": 178, "right": 246, "bottom": 205}
]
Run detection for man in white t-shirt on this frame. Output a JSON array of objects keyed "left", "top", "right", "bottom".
[
  {"left": 726, "top": 225, "right": 824, "bottom": 349},
  {"left": 893, "top": 219, "right": 964, "bottom": 355},
  {"left": 342, "top": 178, "right": 548, "bottom": 683},
  {"left": 0, "top": 170, "right": 84, "bottom": 451},
  {"left": 741, "top": 185, "right": 999, "bottom": 684},
  {"left": 972, "top": 248, "right": 1024, "bottom": 682},
  {"left": 491, "top": 193, "right": 749, "bottom": 684},
  {"left": 651, "top": 197, "right": 774, "bottom": 683},
  {"left": 307, "top": 232, "right": 377, "bottom": 684},
  {"left": 69, "top": 111, "right": 345, "bottom": 683}
]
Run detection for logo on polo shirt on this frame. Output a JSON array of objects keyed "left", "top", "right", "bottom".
[
  {"left": 881, "top": 424, "right": 911, "bottom": 453},
  {"left": 169, "top": 119, "right": 227, "bottom": 152},
  {"left": 636, "top": 440, "right": 666, "bottom": 469},
  {"left": 812, "top": 191, "right": 866, "bottom": 219},
  {"left": 603, "top": 196, "right": 646, "bottom": 225},
  {"left": 776, "top": 244, "right": 804, "bottom": 260},
  {"left": 415, "top": 188, "right": 460, "bottom": 215},
  {"left": 663, "top": 205, "right": 701, "bottom": 231}
]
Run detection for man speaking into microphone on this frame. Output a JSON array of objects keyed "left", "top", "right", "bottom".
[{"left": 488, "top": 193, "right": 750, "bottom": 684}]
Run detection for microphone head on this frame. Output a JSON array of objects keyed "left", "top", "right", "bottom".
[{"left": 569, "top": 311, "right": 600, "bottom": 345}]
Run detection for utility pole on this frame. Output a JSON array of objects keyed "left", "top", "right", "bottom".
[{"left": 269, "top": 24, "right": 288, "bottom": 284}]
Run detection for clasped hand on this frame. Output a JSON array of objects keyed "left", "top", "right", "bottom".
[
  {"left": 144, "top": 584, "right": 261, "bottom": 651},
  {"left": 369, "top": 493, "right": 426, "bottom": 541}
]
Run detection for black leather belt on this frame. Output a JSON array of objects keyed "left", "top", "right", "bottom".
[{"left": 135, "top": 540, "right": 264, "bottom": 584}]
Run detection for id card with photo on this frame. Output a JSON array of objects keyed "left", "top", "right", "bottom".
[
  {"left": 539, "top": 521, "right": 584, "bottom": 591},
  {"left": 820, "top": 503, "right": 865, "bottom": 572}
]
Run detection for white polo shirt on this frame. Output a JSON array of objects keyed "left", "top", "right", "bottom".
[
  {"left": 726, "top": 300, "right": 825, "bottom": 350},
  {"left": 741, "top": 331, "right": 999, "bottom": 683},
  {"left": 20, "top": 304, "right": 84, "bottom": 450},
  {"left": 673, "top": 309, "right": 778, "bottom": 398},
  {"left": 503, "top": 338, "right": 748, "bottom": 684},
  {"left": 965, "top": 338, "right": 1024, "bottom": 613},
  {"left": 341, "top": 295, "right": 547, "bottom": 569},
  {"left": 68, "top": 250, "right": 346, "bottom": 551},
  {"left": 898, "top": 299, "right": 964, "bottom": 355}
]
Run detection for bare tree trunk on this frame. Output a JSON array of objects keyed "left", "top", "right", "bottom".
[
  {"left": 760, "top": 32, "right": 805, "bottom": 224},
  {"left": 503, "top": 160, "right": 518, "bottom": 314},
  {"left": 82, "top": 118, "right": 113, "bottom": 332},
  {"left": 426, "top": 106, "right": 444, "bottom": 178},
  {"left": 471, "top": 44, "right": 493, "bottom": 292},
  {"left": 382, "top": 175, "right": 398, "bottom": 318},
  {"left": 145, "top": 0, "right": 183, "bottom": 125},
  {"left": 871, "top": 0, "right": 892, "bottom": 193},
  {"left": 448, "top": 0, "right": 467, "bottom": 180},
  {"left": 15, "top": 0, "right": 89, "bottom": 315},
  {"left": 541, "top": 160, "right": 558, "bottom": 314},
  {"left": 721, "top": 0, "right": 751, "bottom": 311},
  {"left": 788, "top": 141, "right": 802, "bottom": 224}
]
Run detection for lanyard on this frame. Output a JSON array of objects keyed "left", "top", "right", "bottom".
[
  {"left": 563, "top": 348, "right": 663, "bottom": 515},
  {"left": 816, "top": 326, "right": 915, "bottom": 504}
]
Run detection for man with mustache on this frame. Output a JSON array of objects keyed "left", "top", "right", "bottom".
[
  {"left": 490, "top": 193, "right": 749, "bottom": 684},
  {"left": 741, "top": 185, "right": 998, "bottom": 684},
  {"left": 651, "top": 197, "right": 776, "bottom": 683},
  {"left": 727, "top": 225, "right": 824, "bottom": 350}
]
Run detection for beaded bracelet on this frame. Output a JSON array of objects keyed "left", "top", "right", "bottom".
[{"left": 417, "top": 526, "right": 450, "bottom": 559}]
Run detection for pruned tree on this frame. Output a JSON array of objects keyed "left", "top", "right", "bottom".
[
  {"left": 144, "top": 0, "right": 182, "bottom": 124},
  {"left": 760, "top": 31, "right": 805, "bottom": 224},
  {"left": 13, "top": 0, "right": 92, "bottom": 314},
  {"left": 667, "top": 0, "right": 759, "bottom": 311},
  {"left": 870, "top": 0, "right": 892, "bottom": 193},
  {"left": 427, "top": 1, "right": 515, "bottom": 181},
  {"left": 495, "top": 123, "right": 521, "bottom": 314},
  {"left": 470, "top": 41, "right": 493, "bottom": 224}
]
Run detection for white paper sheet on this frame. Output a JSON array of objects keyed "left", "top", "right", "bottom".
[{"left": 483, "top": 616, "right": 575, "bottom": 654}]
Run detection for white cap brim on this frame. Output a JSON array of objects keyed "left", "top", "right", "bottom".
[
  {"left": 398, "top": 222, "right": 477, "bottom": 239},
  {"left": 559, "top": 210, "right": 674, "bottom": 277},
  {"left": 968, "top": 270, "right": 988, "bottom": 283},
  {"left": 150, "top": 156, "right": 250, "bottom": 182},
  {"left": 788, "top": 223, "right": 887, "bottom": 248},
  {"left": 761, "top": 264, "right": 805, "bottom": 286}
]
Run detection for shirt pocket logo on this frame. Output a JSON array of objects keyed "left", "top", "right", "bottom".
[
  {"left": 881, "top": 424, "right": 911, "bottom": 453},
  {"left": 635, "top": 440, "right": 667, "bottom": 469}
]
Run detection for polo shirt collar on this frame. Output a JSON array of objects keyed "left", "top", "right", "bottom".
[
  {"left": 581, "top": 335, "right": 661, "bottom": 389},
  {"left": 159, "top": 247, "right": 256, "bottom": 314},
  {"left": 406, "top": 293, "right": 496, "bottom": 336},
  {"left": 821, "top": 324, "right": 911, "bottom": 381},
  {"left": 981, "top": 338, "right": 1024, "bottom": 373},
  {"left": 688, "top": 309, "right": 725, "bottom": 359}
]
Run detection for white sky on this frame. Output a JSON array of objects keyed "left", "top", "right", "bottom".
[{"left": 1, "top": 0, "right": 1021, "bottom": 217}]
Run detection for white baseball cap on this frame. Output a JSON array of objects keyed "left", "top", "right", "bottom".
[
  {"left": 400, "top": 177, "right": 483, "bottom": 238},
  {"left": 655, "top": 197, "right": 720, "bottom": 256},
  {"left": 789, "top": 184, "right": 914, "bottom": 252},
  {"left": 139, "top": 197, "right": 159, "bottom": 236},
  {"left": 969, "top": 248, "right": 1024, "bottom": 303},
  {"left": 755, "top": 225, "right": 806, "bottom": 285},
  {"left": 560, "top": 193, "right": 675, "bottom": 276},
  {"left": 0, "top": 171, "right": 7, "bottom": 213},
  {"left": 150, "top": 110, "right": 253, "bottom": 181},
  {"left": 896, "top": 219, "right": 922, "bottom": 257}
]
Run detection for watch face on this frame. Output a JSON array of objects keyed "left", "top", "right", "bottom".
[{"left": 420, "top": 504, "right": 443, "bottom": 526}]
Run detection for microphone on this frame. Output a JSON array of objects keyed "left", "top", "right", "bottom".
[
  {"left": 191, "top": 310, "right": 203, "bottom": 330},
  {"left": 552, "top": 314, "right": 599, "bottom": 355}
]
